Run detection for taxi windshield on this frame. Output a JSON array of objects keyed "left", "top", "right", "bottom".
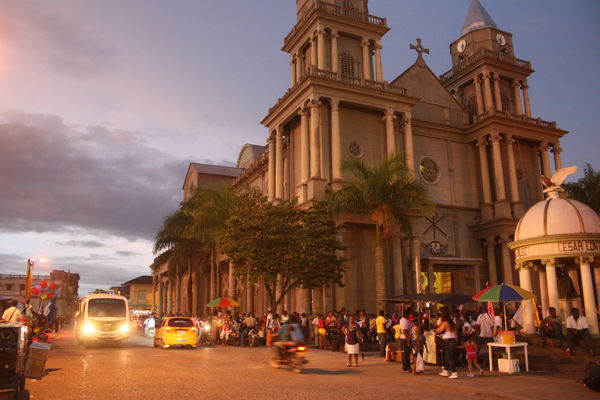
[{"left": 168, "top": 318, "right": 194, "bottom": 327}]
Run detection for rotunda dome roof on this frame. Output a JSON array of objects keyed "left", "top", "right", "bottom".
[{"left": 514, "top": 196, "right": 600, "bottom": 241}]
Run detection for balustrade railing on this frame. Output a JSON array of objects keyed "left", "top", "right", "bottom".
[
  {"left": 440, "top": 49, "right": 532, "bottom": 82},
  {"left": 285, "top": 0, "right": 387, "bottom": 46},
  {"left": 470, "top": 109, "right": 556, "bottom": 128}
]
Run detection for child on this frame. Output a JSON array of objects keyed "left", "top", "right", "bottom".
[
  {"left": 463, "top": 335, "right": 484, "bottom": 377},
  {"left": 410, "top": 323, "right": 426, "bottom": 374}
]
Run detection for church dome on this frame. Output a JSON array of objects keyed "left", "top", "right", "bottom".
[{"left": 514, "top": 195, "right": 600, "bottom": 241}]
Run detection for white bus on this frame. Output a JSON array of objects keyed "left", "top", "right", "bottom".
[{"left": 77, "top": 294, "right": 130, "bottom": 346}]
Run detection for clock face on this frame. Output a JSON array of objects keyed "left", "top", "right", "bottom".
[
  {"left": 496, "top": 33, "right": 506, "bottom": 46},
  {"left": 456, "top": 39, "right": 466, "bottom": 53}
]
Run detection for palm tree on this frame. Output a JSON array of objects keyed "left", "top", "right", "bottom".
[
  {"left": 564, "top": 163, "right": 600, "bottom": 213},
  {"left": 184, "top": 186, "right": 239, "bottom": 299},
  {"left": 329, "top": 154, "right": 435, "bottom": 311}
]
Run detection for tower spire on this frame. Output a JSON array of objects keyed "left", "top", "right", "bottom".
[{"left": 461, "top": 0, "right": 497, "bottom": 35}]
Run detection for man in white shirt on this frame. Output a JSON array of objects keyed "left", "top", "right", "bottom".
[
  {"left": 398, "top": 310, "right": 412, "bottom": 372},
  {"left": 475, "top": 308, "right": 495, "bottom": 363},
  {"left": 565, "top": 307, "right": 594, "bottom": 356},
  {"left": 311, "top": 314, "right": 320, "bottom": 346},
  {"left": 1, "top": 301, "right": 22, "bottom": 322}
]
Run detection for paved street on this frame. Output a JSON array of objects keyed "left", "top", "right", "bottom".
[{"left": 26, "top": 329, "right": 597, "bottom": 400}]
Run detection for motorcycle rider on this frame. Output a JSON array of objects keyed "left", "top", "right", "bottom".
[{"left": 273, "top": 315, "right": 304, "bottom": 360}]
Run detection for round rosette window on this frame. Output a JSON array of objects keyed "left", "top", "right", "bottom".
[
  {"left": 418, "top": 157, "right": 440, "bottom": 184},
  {"left": 348, "top": 141, "right": 363, "bottom": 158}
]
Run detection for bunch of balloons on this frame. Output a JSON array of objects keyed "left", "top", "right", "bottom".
[{"left": 31, "top": 281, "right": 59, "bottom": 300}]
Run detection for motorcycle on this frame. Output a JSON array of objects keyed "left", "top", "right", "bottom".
[{"left": 269, "top": 342, "right": 308, "bottom": 373}]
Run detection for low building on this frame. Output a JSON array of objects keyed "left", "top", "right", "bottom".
[
  {"left": 121, "top": 276, "right": 153, "bottom": 310},
  {"left": 0, "top": 269, "right": 80, "bottom": 318}
]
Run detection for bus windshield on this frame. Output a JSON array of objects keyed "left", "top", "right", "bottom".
[{"left": 88, "top": 298, "right": 127, "bottom": 318}]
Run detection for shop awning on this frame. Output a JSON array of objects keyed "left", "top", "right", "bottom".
[{"left": 386, "top": 293, "right": 473, "bottom": 306}]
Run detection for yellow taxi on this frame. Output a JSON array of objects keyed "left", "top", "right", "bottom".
[{"left": 153, "top": 317, "right": 198, "bottom": 349}]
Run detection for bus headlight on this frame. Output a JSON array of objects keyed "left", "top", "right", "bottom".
[
  {"left": 119, "top": 323, "right": 130, "bottom": 333},
  {"left": 83, "top": 323, "right": 96, "bottom": 335}
]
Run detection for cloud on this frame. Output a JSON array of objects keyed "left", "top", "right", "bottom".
[
  {"left": 0, "top": 110, "right": 187, "bottom": 240},
  {"left": 0, "top": 2, "right": 116, "bottom": 76},
  {"left": 116, "top": 250, "right": 139, "bottom": 257},
  {"left": 57, "top": 240, "right": 105, "bottom": 248}
]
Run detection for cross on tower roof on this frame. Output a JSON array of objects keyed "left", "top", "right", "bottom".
[{"left": 410, "top": 38, "right": 429, "bottom": 65}]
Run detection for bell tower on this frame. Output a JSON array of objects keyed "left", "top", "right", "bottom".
[{"left": 440, "top": 0, "right": 568, "bottom": 286}]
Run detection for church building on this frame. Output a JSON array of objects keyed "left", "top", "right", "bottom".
[{"left": 151, "top": 1, "right": 596, "bottom": 319}]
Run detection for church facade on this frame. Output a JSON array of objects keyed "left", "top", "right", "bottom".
[{"left": 151, "top": 0, "right": 592, "bottom": 317}]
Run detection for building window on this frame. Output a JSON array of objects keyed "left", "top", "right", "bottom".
[
  {"left": 6, "top": 284, "right": 13, "bottom": 291},
  {"left": 418, "top": 157, "right": 440, "bottom": 184},
  {"left": 467, "top": 96, "right": 477, "bottom": 124},
  {"left": 20, "top": 284, "right": 25, "bottom": 291},
  {"left": 349, "top": 141, "right": 363, "bottom": 158},
  {"left": 501, "top": 92, "right": 512, "bottom": 114},
  {"left": 138, "top": 290, "right": 146, "bottom": 305},
  {"left": 340, "top": 52, "right": 355, "bottom": 76}
]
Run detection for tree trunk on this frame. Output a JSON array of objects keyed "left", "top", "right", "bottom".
[
  {"left": 374, "top": 225, "right": 386, "bottom": 312},
  {"left": 209, "top": 249, "right": 216, "bottom": 300}
]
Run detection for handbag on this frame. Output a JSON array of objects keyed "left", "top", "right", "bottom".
[{"left": 415, "top": 353, "right": 425, "bottom": 373}]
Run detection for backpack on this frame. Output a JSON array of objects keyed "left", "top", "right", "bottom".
[{"left": 583, "top": 362, "right": 600, "bottom": 392}]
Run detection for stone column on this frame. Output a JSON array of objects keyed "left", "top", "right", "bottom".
[
  {"left": 427, "top": 262, "right": 435, "bottom": 294},
  {"left": 268, "top": 135, "right": 276, "bottom": 201},
  {"left": 473, "top": 263, "right": 481, "bottom": 292},
  {"left": 310, "top": 35, "right": 317, "bottom": 68},
  {"left": 157, "top": 277, "right": 163, "bottom": 316},
  {"left": 483, "top": 71, "right": 494, "bottom": 111},
  {"left": 296, "top": 51, "right": 303, "bottom": 81},
  {"left": 228, "top": 263, "right": 236, "bottom": 298},
  {"left": 500, "top": 237, "right": 514, "bottom": 285},
  {"left": 518, "top": 265, "right": 536, "bottom": 334},
  {"left": 275, "top": 128, "right": 284, "bottom": 199},
  {"left": 331, "top": 31, "right": 339, "bottom": 73},
  {"left": 538, "top": 267, "right": 549, "bottom": 317},
  {"left": 579, "top": 257, "right": 599, "bottom": 334},
  {"left": 309, "top": 100, "right": 321, "bottom": 179},
  {"left": 489, "top": 132, "right": 508, "bottom": 201},
  {"left": 411, "top": 236, "right": 422, "bottom": 294},
  {"left": 312, "top": 287, "right": 323, "bottom": 314},
  {"left": 384, "top": 109, "right": 396, "bottom": 156},
  {"left": 474, "top": 77, "right": 484, "bottom": 115},
  {"left": 505, "top": 134, "right": 522, "bottom": 217},
  {"left": 392, "top": 233, "right": 404, "bottom": 295},
  {"left": 151, "top": 276, "right": 157, "bottom": 313},
  {"left": 374, "top": 41, "right": 383, "bottom": 82},
  {"left": 552, "top": 143, "right": 563, "bottom": 171},
  {"left": 209, "top": 262, "right": 216, "bottom": 300},
  {"left": 361, "top": 39, "right": 371, "bottom": 80},
  {"left": 492, "top": 73, "right": 503, "bottom": 111},
  {"left": 166, "top": 280, "right": 173, "bottom": 314},
  {"left": 246, "top": 274, "right": 254, "bottom": 313},
  {"left": 290, "top": 56, "right": 296, "bottom": 87},
  {"left": 330, "top": 99, "right": 342, "bottom": 181},
  {"left": 304, "top": 289, "right": 312, "bottom": 315},
  {"left": 522, "top": 81, "right": 532, "bottom": 117},
  {"left": 545, "top": 259, "right": 560, "bottom": 313},
  {"left": 300, "top": 107, "right": 310, "bottom": 183},
  {"left": 175, "top": 273, "right": 181, "bottom": 313},
  {"left": 317, "top": 28, "right": 326, "bottom": 70},
  {"left": 512, "top": 80, "right": 523, "bottom": 116},
  {"left": 539, "top": 142, "right": 552, "bottom": 178},
  {"left": 485, "top": 238, "right": 498, "bottom": 286},
  {"left": 477, "top": 137, "right": 493, "bottom": 221},
  {"left": 403, "top": 112, "right": 415, "bottom": 177}
]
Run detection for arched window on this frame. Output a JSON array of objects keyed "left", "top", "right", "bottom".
[{"left": 341, "top": 51, "right": 355, "bottom": 76}]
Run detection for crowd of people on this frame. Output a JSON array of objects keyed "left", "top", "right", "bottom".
[{"left": 140, "top": 303, "right": 596, "bottom": 378}]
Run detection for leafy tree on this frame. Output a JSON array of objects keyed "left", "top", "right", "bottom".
[
  {"left": 328, "top": 154, "right": 435, "bottom": 311},
  {"left": 220, "top": 190, "right": 347, "bottom": 310},
  {"left": 564, "top": 163, "right": 600, "bottom": 213}
]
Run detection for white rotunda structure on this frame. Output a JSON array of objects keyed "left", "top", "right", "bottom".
[{"left": 508, "top": 167, "right": 600, "bottom": 334}]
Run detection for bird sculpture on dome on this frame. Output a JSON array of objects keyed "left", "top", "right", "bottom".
[{"left": 540, "top": 166, "right": 578, "bottom": 197}]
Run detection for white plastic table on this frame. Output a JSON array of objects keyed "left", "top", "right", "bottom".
[{"left": 486, "top": 342, "right": 529, "bottom": 372}]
